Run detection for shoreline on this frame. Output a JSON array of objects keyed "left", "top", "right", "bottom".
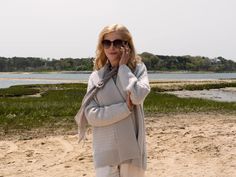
[
  {"left": 1, "top": 71, "right": 236, "bottom": 74},
  {"left": 0, "top": 77, "right": 85, "bottom": 82},
  {"left": 1, "top": 79, "right": 236, "bottom": 102},
  {"left": 166, "top": 87, "right": 236, "bottom": 102},
  {"left": 0, "top": 71, "right": 92, "bottom": 74},
  {"left": 0, "top": 77, "right": 235, "bottom": 83}
]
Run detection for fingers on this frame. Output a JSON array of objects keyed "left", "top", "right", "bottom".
[
  {"left": 128, "top": 91, "right": 133, "bottom": 104},
  {"left": 120, "top": 46, "right": 130, "bottom": 56},
  {"left": 119, "top": 44, "right": 131, "bottom": 66},
  {"left": 123, "top": 43, "right": 130, "bottom": 55},
  {"left": 126, "top": 91, "right": 133, "bottom": 111},
  {"left": 126, "top": 97, "right": 132, "bottom": 111}
]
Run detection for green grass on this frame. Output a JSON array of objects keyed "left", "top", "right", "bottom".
[
  {"left": 144, "top": 92, "right": 236, "bottom": 115},
  {"left": 0, "top": 83, "right": 235, "bottom": 134},
  {"left": 183, "top": 82, "right": 236, "bottom": 91},
  {"left": 0, "top": 83, "right": 87, "bottom": 133},
  {"left": 151, "top": 81, "right": 236, "bottom": 92},
  {"left": 0, "top": 85, "right": 40, "bottom": 97}
]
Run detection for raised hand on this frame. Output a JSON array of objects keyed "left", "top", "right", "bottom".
[{"left": 119, "top": 43, "right": 131, "bottom": 66}]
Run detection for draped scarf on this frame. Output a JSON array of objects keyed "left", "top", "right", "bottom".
[{"left": 74, "top": 63, "right": 118, "bottom": 143}]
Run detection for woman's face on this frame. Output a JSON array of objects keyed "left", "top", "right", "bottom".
[{"left": 102, "top": 32, "right": 124, "bottom": 67}]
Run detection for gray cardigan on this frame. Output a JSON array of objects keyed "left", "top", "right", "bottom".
[{"left": 84, "top": 62, "right": 150, "bottom": 170}]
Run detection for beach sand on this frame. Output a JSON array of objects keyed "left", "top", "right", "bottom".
[{"left": 0, "top": 113, "right": 236, "bottom": 177}]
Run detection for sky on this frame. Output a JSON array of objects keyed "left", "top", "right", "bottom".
[{"left": 0, "top": 0, "right": 236, "bottom": 61}]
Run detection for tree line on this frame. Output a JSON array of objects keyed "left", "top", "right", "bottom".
[
  {"left": 0, "top": 57, "right": 93, "bottom": 72},
  {"left": 141, "top": 52, "right": 236, "bottom": 72},
  {"left": 0, "top": 52, "right": 236, "bottom": 72}
]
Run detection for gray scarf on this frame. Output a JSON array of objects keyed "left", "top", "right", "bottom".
[{"left": 74, "top": 63, "right": 118, "bottom": 143}]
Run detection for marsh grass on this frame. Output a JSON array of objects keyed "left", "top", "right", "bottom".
[
  {"left": 0, "top": 83, "right": 235, "bottom": 134},
  {"left": 183, "top": 82, "right": 236, "bottom": 91},
  {"left": 151, "top": 81, "right": 236, "bottom": 92},
  {"left": 0, "top": 83, "right": 87, "bottom": 133},
  {"left": 0, "top": 85, "right": 40, "bottom": 97},
  {"left": 144, "top": 92, "right": 236, "bottom": 115}
]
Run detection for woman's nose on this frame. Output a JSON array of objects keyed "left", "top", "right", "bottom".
[{"left": 109, "top": 44, "right": 116, "bottom": 50}]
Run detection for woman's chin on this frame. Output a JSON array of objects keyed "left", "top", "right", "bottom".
[
  {"left": 108, "top": 60, "right": 119, "bottom": 67},
  {"left": 108, "top": 57, "right": 119, "bottom": 63}
]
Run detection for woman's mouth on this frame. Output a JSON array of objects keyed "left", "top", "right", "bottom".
[{"left": 109, "top": 52, "right": 118, "bottom": 55}]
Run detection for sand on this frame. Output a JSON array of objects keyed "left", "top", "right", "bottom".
[
  {"left": 0, "top": 113, "right": 236, "bottom": 177},
  {"left": 166, "top": 88, "right": 236, "bottom": 102}
]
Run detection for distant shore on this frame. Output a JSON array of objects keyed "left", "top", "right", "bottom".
[
  {"left": 1, "top": 70, "right": 236, "bottom": 74},
  {"left": 0, "top": 77, "right": 85, "bottom": 82},
  {"left": 0, "top": 71, "right": 92, "bottom": 74}
]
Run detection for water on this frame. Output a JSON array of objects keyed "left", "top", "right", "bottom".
[
  {"left": 148, "top": 72, "right": 236, "bottom": 80},
  {"left": 0, "top": 73, "right": 90, "bottom": 80},
  {"left": 0, "top": 72, "right": 236, "bottom": 89},
  {"left": 0, "top": 73, "right": 90, "bottom": 89},
  {"left": 166, "top": 88, "right": 236, "bottom": 102}
]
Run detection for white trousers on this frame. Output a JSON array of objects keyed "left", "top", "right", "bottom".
[{"left": 95, "top": 163, "right": 145, "bottom": 177}]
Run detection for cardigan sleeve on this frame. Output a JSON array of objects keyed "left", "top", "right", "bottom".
[
  {"left": 85, "top": 100, "right": 131, "bottom": 127},
  {"left": 117, "top": 62, "right": 150, "bottom": 105},
  {"left": 84, "top": 74, "right": 131, "bottom": 127}
]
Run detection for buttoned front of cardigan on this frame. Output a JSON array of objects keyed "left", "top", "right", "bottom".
[{"left": 84, "top": 62, "right": 150, "bottom": 170}]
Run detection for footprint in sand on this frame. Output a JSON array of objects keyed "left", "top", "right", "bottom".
[
  {"left": 35, "top": 136, "right": 75, "bottom": 169},
  {"left": 26, "top": 136, "right": 74, "bottom": 160},
  {"left": 52, "top": 136, "right": 74, "bottom": 155},
  {"left": 0, "top": 141, "right": 18, "bottom": 158}
]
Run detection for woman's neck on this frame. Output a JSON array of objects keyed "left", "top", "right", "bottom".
[{"left": 108, "top": 61, "right": 118, "bottom": 69}]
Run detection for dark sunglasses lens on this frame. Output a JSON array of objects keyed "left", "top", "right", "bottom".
[
  {"left": 102, "top": 40, "right": 112, "bottom": 48},
  {"left": 113, "top": 40, "right": 123, "bottom": 48},
  {"left": 102, "top": 39, "right": 127, "bottom": 48}
]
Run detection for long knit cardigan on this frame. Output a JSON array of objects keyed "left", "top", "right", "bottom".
[
  {"left": 74, "top": 64, "right": 118, "bottom": 143},
  {"left": 84, "top": 62, "right": 150, "bottom": 170}
]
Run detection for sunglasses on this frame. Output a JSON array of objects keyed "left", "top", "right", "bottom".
[{"left": 102, "top": 39, "right": 128, "bottom": 49}]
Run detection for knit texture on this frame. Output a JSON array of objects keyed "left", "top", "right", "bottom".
[
  {"left": 84, "top": 62, "right": 150, "bottom": 170},
  {"left": 74, "top": 64, "right": 118, "bottom": 143}
]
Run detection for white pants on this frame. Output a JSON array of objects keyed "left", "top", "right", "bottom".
[{"left": 95, "top": 163, "right": 145, "bottom": 177}]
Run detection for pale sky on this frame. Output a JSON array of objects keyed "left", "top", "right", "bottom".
[{"left": 0, "top": 0, "right": 236, "bottom": 61}]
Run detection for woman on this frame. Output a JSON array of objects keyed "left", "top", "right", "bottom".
[{"left": 79, "top": 24, "right": 150, "bottom": 177}]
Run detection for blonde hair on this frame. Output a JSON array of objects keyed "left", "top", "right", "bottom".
[{"left": 94, "top": 24, "right": 141, "bottom": 71}]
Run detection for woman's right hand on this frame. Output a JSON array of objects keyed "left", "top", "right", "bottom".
[{"left": 119, "top": 44, "right": 130, "bottom": 66}]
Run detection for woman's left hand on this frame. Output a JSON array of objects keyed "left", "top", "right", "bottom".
[
  {"left": 119, "top": 44, "right": 130, "bottom": 66},
  {"left": 126, "top": 91, "right": 133, "bottom": 111}
]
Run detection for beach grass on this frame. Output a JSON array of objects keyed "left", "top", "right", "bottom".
[
  {"left": 0, "top": 85, "right": 40, "bottom": 97},
  {"left": 144, "top": 91, "right": 236, "bottom": 115},
  {"left": 0, "top": 83, "right": 235, "bottom": 134},
  {"left": 0, "top": 83, "right": 87, "bottom": 133},
  {"left": 151, "top": 81, "right": 236, "bottom": 92},
  {"left": 182, "top": 82, "right": 236, "bottom": 91}
]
